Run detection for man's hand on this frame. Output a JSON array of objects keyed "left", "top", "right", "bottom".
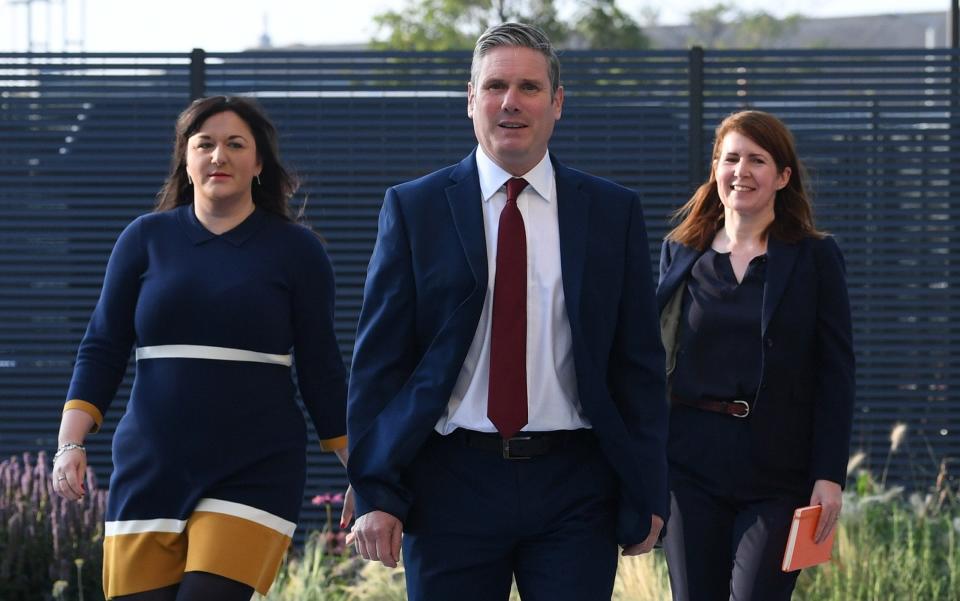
[
  {"left": 622, "top": 514, "right": 664, "bottom": 556},
  {"left": 810, "top": 479, "right": 842, "bottom": 544},
  {"left": 339, "top": 485, "right": 356, "bottom": 529},
  {"left": 352, "top": 510, "right": 403, "bottom": 568}
]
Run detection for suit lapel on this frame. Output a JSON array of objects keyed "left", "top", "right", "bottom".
[
  {"left": 553, "top": 158, "right": 589, "bottom": 323},
  {"left": 656, "top": 243, "right": 700, "bottom": 312},
  {"left": 446, "top": 152, "right": 488, "bottom": 291},
  {"left": 762, "top": 236, "right": 799, "bottom": 336}
]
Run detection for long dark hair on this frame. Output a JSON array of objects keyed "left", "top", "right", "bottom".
[
  {"left": 668, "top": 110, "right": 822, "bottom": 249},
  {"left": 154, "top": 96, "right": 298, "bottom": 220}
]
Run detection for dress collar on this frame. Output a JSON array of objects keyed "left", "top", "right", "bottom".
[{"left": 176, "top": 203, "right": 267, "bottom": 246}]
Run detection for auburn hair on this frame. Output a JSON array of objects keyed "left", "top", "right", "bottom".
[{"left": 667, "top": 110, "right": 822, "bottom": 249}]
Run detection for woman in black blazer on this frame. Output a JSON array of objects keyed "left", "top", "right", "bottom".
[{"left": 658, "top": 110, "right": 855, "bottom": 600}]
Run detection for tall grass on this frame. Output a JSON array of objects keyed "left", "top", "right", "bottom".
[
  {"left": 0, "top": 452, "right": 107, "bottom": 601},
  {"left": 5, "top": 418, "right": 956, "bottom": 601}
]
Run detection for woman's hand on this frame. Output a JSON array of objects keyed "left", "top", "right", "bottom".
[
  {"left": 53, "top": 444, "right": 87, "bottom": 501},
  {"left": 53, "top": 408, "right": 95, "bottom": 501},
  {"left": 809, "top": 479, "right": 842, "bottom": 544}
]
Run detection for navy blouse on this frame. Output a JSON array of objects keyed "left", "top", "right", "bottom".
[{"left": 671, "top": 248, "right": 767, "bottom": 402}]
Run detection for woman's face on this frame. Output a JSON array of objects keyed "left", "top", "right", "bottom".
[
  {"left": 185, "top": 110, "right": 262, "bottom": 207},
  {"left": 715, "top": 130, "right": 790, "bottom": 220}
]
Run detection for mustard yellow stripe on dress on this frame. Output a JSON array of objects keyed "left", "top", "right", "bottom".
[
  {"left": 103, "top": 531, "right": 186, "bottom": 597},
  {"left": 63, "top": 399, "right": 103, "bottom": 433},
  {"left": 185, "top": 511, "right": 292, "bottom": 595},
  {"left": 320, "top": 435, "right": 348, "bottom": 451}
]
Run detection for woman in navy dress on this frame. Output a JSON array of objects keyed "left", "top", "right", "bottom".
[
  {"left": 51, "top": 96, "right": 351, "bottom": 600},
  {"left": 658, "top": 110, "right": 854, "bottom": 600}
]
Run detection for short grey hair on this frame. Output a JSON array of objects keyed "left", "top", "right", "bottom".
[{"left": 471, "top": 22, "right": 561, "bottom": 98}]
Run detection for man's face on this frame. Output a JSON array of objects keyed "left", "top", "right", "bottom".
[{"left": 467, "top": 46, "right": 563, "bottom": 176}]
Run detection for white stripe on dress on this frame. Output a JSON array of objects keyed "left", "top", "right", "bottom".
[
  {"left": 194, "top": 498, "right": 297, "bottom": 537},
  {"left": 136, "top": 344, "right": 292, "bottom": 367},
  {"left": 105, "top": 518, "right": 187, "bottom": 536}
]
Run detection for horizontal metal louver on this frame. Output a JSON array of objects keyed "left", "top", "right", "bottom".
[{"left": 2, "top": 49, "right": 957, "bottom": 539}]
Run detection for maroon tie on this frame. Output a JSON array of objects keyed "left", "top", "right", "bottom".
[{"left": 488, "top": 177, "right": 529, "bottom": 439}]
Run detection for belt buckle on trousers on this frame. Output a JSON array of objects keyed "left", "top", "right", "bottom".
[
  {"left": 502, "top": 435, "right": 534, "bottom": 460},
  {"left": 730, "top": 399, "right": 750, "bottom": 418}
]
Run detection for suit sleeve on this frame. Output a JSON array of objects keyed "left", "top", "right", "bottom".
[
  {"left": 810, "top": 236, "right": 856, "bottom": 486},
  {"left": 347, "top": 187, "right": 420, "bottom": 520},
  {"left": 291, "top": 232, "right": 348, "bottom": 451},
  {"left": 610, "top": 194, "right": 669, "bottom": 539},
  {"left": 65, "top": 218, "right": 146, "bottom": 431}
]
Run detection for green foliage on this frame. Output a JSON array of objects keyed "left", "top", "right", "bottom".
[
  {"left": 573, "top": 0, "right": 650, "bottom": 50},
  {"left": 267, "top": 530, "right": 359, "bottom": 601},
  {"left": 370, "top": 0, "right": 487, "bottom": 51},
  {"left": 793, "top": 497, "right": 960, "bottom": 600},
  {"left": 271, "top": 481, "right": 960, "bottom": 600},
  {"left": 0, "top": 452, "right": 107, "bottom": 601},
  {"left": 370, "top": 0, "right": 649, "bottom": 50},
  {"left": 368, "top": 0, "right": 570, "bottom": 51},
  {"left": 687, "top": 2, "right": 802, "bottom": 49}
]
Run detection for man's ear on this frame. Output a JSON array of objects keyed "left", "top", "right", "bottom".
[{"left": 467, "top": 82, "right": 475, "bottom": 119}]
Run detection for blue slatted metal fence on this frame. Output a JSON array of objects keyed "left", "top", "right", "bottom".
[{"left": 1, "top": 48, "right": 957, "bottom": 538}]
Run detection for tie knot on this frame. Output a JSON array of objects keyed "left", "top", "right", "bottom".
[{"left": 506, "top": 178, "right": 528, "bottom": 204}]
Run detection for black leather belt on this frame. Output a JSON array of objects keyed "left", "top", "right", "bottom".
[
  {"left": 671, "top": 394, "right": 751, "bottom": 418},
  {"left": 449, "top": 428, "right": 592, "bottom": 460}
]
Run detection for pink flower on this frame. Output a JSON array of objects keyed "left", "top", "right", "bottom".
[{"left": 311, "top": 492, "right": 344, "bottom": 506}]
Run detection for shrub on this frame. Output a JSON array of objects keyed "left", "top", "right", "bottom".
[{"left": 0, "top": 452, "right": 106, "bottom": 601}]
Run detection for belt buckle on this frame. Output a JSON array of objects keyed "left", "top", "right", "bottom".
[
  {"left": 502, "top": 436, "right": 533, "bottom": 460},
  {"left": 731, "top": 400, "right": 750, "bottom": 418}
]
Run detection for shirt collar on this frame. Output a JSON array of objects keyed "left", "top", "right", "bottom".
[
  {"left": 177, "top": 203, "right": 267, "bottom": 246},
  {"left": 475, "top": 145, "right": 554, "bottom": 203}
]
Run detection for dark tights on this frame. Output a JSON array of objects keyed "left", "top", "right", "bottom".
[{"left": 113, "top": 571, "right": 254, "bottom": 601}]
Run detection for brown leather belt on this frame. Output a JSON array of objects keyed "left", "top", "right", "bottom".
[{"left": 671, "top": 394, "right": 751, "bottom": 418}]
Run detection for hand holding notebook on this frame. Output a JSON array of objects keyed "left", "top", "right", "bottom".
[{"left": 781, "top": 504, "right": 837, "bottom": 572}]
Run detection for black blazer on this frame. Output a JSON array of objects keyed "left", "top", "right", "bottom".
[{"left": 656, "top": 235, "right": 855, "bottom": 488}]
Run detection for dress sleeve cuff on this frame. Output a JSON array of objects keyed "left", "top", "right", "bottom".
[
  {"left": 64, "top": 399, "right": 103, "bottom": 433},
  {"left": 319, "top": 435, "right": 348, "bottom": 452}
]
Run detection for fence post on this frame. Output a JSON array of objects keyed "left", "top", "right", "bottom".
[
  {"left": 190, "top": 48, "right": 206, "bottom": 100},
  {"left": 688, "top": 46, "right": 705, "bottom": 192}
]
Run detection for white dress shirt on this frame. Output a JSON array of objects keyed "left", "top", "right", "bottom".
[{"left": 434, "top": 147, "right": 590, "bottom": 435}]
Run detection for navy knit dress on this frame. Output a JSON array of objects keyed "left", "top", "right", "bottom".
[{"left": 65, "top": 204, "right": 347, "bottom": 597}]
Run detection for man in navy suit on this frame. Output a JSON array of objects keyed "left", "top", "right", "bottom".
[{"left": 347, "top": 22, "right": 668, "bottom": 601}]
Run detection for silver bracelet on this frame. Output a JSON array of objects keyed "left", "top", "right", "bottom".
[{"left": 53, "top": 442, "right": 85, "bottom": 461}]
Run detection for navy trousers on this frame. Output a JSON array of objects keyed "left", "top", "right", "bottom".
[
  {"left": 402, "top": 431, "right": 620, "bottom": 601},
  {"left": 662, "top": 405, "right": 806, "bottom": 601}
]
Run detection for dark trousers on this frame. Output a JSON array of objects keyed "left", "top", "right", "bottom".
[
  {"left": 402, "top": 430, "right": 619, "bottom": 601},
  {"left": 662, "top": 407, "right": 806, "bottom": 601}
]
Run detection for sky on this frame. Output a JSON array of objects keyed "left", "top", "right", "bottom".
[{"left": 0, "top": 0, "right": 954, "bottom": 52}]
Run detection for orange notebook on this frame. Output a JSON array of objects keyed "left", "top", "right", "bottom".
[{"left": 781, "top": 505, "right": 836, "bottom": 572}]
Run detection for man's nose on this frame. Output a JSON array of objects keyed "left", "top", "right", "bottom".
[{"left": 501, "top": 86, "right": 520, "bottom": 112}]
